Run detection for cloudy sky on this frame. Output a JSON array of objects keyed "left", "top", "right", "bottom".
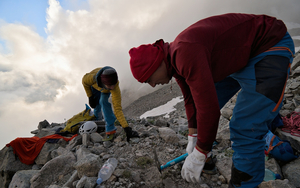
[{"left": 1, "top": 0, "right": 300, "bottom": 148}]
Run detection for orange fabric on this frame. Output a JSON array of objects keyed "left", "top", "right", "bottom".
[
  {"left": 266, "top": 135, "right": 283, "bottom": 154},
  {"left": 6, "top": 134, "right": 77, "bottom": 165},
  {"left": 106, "top": 130, "right": 116, "bottom": 135},
  {"left": 272, "top": 60, "right": 290, "bottom": 112},
  {"left": 265, "top": 47, "right": 295, "bottom": 57}
]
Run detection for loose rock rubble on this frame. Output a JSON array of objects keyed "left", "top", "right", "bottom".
[{"left": 1, "top": 51, "right": 300, "bottom": 188}]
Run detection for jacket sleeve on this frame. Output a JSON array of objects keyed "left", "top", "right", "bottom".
[
  {"left": 82, "top": 68, "right": 101, "bottom": 97},
  {"left": 82, "top": 74, "right": 94, "bottom": 97},
  {"left": 110, "top": 82, "right": 128, "bottom": 128},
  {"left": 175, "top": 76, "right": 197, "bottom": 129},
  {"left": 175, "top": 43, "right": 220, "bottom": 151}
]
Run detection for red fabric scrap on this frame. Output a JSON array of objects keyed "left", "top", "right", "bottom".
[{"left": 6, "top": 134, "right": 78, "bottom": 165}]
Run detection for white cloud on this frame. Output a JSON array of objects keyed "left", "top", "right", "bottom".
[{"left": 0, "top": 22, "right": 72, "bottom": 104}]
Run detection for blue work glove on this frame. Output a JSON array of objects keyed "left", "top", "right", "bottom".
[
  {"left": 186, "top": 134, "right": 197, "bottom": 154},
  {"left": 181, "top": 147, "right": 207, "bottom": 183}
]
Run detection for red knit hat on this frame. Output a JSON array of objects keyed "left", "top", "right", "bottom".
[{"left": 129, "top": 40, "right": 165, "bottom": 83}]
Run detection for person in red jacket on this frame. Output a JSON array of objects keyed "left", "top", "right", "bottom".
[{"left": 129, "top": 13, "right": 295, "bottom": 187}]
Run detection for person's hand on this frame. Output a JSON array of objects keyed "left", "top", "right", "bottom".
[
  {"left": 124, "top": 127, "right": 140, "bottom": 142},
  {"left": 181, "top": 147, "right": 207, "bottom": 183},
  {"left": 186, "top": 134, "right": 197, "bottom": 154},
  {"left": 88, "top": 96, "right": 98, "bottom": 108}
]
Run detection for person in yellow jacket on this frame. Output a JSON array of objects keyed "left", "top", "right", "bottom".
[{"left": 82, "top": 66, "right": 139, "bottom": 141}]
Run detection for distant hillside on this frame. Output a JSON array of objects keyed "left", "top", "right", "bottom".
[{"left": 123, "top": 82, "right": 183, "bottom": 119}]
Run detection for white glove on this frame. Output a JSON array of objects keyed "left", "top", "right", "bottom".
[
  {"left": 186, "top": 134, "right": 197, "bottom": 155},
  {"left": 181, "top": 147, "right": 207, "bottom": 183}
]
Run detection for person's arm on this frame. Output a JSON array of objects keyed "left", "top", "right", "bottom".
[
  {"left": 176, "top": 44, "right": 220, "bottom": 152},
  {"left": 179, "top": 44, "right": 220, "bottom": 183},
  {"left": 82, "top": 73, "right": 94, "bottom": 98},
  {"left": 175, "top": 76, "right": 197, "bottom": 131},
  {"left": 82, "top": 68, "right": 102, "bottom": 108},
  {"left": 82, "top": 68, "right": 101, "bottom": 97},
  {"left": 110, "top": 82, "right": 139, "bottom": 141},
  {"left": 110, "top": 82, "right": 128, "bottom": 128},
  {"left": 175, "top": 76, "right": 199, "bottom": 154}
]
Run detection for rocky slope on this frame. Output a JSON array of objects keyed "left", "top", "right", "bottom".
[
  {"left": 123, "top": 81, "right": 183, "bottom": 119},
  {"left": 1, "top": 52, "right": 300, "bottom": 188}
]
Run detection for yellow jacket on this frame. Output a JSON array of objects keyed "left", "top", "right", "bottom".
[{"left": 82, "top": 67, "right": 128, "bottom": 128}]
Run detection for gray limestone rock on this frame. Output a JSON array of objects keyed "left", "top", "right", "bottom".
[
  {"left": 30, "top": 152, "right": 76, "bottom": 188},
  {"left": 73, "top": 153, "right": 101, "bottom": 178},
  {"left": 282, "top": 158, "right": 300, "bottom": 187},
  {"left": 0, "top": 146, "right": 32, "bottom": 188},
  {"left": 8, "top": 170, "right": 39, "bottom": 188},
  {"left": 158, "top": 127, "right": 179, "bottom": 143}
]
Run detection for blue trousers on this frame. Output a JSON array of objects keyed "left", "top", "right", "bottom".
[
  {"left": 91, "top": 87, "right": 117, "bottom": 133},
  {"left": 216, "top": 33, "right": 294, "bottom": 188}
]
